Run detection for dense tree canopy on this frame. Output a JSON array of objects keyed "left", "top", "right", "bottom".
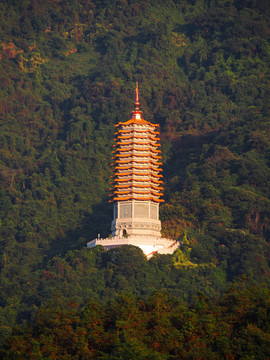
[{"left": 0, "top": 0, "right": 270, "bottom": 356}]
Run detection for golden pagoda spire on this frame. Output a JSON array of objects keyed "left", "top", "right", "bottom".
[
  {"left": 135, "top": 81, "right": 140, "bottom": 110},
  {"left": 132, "top": 82, "right": 142, "bottom": 120}
]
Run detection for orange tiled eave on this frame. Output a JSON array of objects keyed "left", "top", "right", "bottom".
[
  {"left": 116, "top": 129, "right": 160, "bottom": 135},
  {"left": 111, "top": 178, "right": 163, "bottom": 184},
  {"left": 114, "top": 154, "right": 162, "bottom": 159},
  {"left": 114, "top": 119, "right": 159, "bottom": 127},
  {"left": 109, "top": 196, "right": 164, "bottom": 202},
  {"left": 112, "top": 184, "right": 164, "bottom": 189},
  {"left": 114, "top": 165, "right": 163, "bottom": 170},
  {"left": 113, "top": 172, "right": 163, "bottom": 177},
  {"left": 113, "top": 190, "right": 163, "bottom": 195},
  {"left": 114, "top": 141, "right": 161, "bottom": 147},
  {"left": 115, "top": 159, "right": 162, "bottom": 165},
  {"left": 114, "top": 147, "right": 161, "bottom": 153}
]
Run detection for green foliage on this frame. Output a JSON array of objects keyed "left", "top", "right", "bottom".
[
  {"left": 0, "top": 0, "right": 270, "bottom": 355},
  {"left": 1, "top": 283, "right": 270, "bottom": 359}
]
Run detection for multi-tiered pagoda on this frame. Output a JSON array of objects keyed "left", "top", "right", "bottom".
[{"left": 87, "top": 84, "right": 179, "bottom": 257}]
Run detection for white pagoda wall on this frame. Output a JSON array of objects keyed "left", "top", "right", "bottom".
[{"left": 111, "top": 200, "right": 161, "bottom": 237}]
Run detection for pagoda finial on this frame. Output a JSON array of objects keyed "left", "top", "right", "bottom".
[
  {"left": 132, "top": 82, "right": 142, "bottom": 119},
  {"left": 135, "top": 82, "right": 140, "bottom": 110}
]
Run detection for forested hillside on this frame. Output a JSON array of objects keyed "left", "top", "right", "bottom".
[{"left": 0, "top": 0, "right": 270, "bottom": 357}]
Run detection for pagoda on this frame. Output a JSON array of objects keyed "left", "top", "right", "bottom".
[{"left": 87, "top": 84, "right": 179, "bottom": 257}]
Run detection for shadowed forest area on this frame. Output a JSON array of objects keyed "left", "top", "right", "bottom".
[{"left": 0, "top": 0, "right": 270, "bottom": 358}]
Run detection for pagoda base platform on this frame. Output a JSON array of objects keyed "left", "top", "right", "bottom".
[{"left": 87, "top": 235, "right": 179, "bottom": 258}]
